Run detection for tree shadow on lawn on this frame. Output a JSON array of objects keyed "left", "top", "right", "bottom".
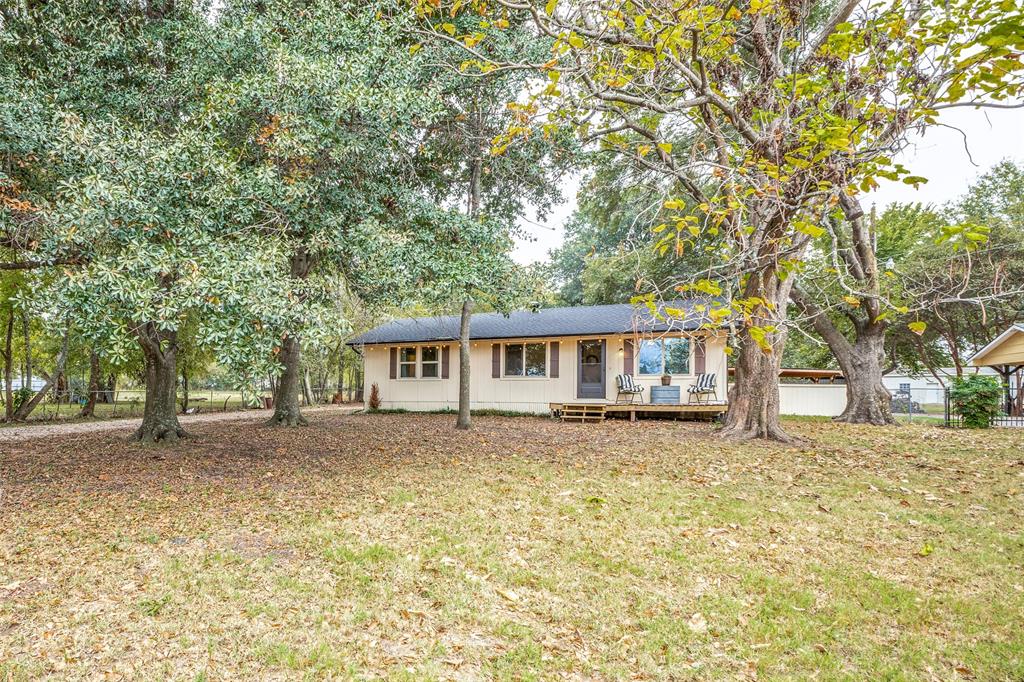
[
  {"left": 1, "top": 412, "right": 727, "bottom": 501},
  {"left": 2, "top": 413, "right": 1023, "bottom": 679}
]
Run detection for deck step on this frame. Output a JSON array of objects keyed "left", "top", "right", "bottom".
[{"left": 559, "top": 404, "right": 607, "bottom": 423}]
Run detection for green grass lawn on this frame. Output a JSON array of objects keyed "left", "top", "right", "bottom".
[{"left": 1, "top": 414, "right": 1021, "bottom": 680}]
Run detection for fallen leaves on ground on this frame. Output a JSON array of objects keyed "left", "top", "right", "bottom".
[{"left": 1, "top": 412, "right": 1022, "bottom": 680}]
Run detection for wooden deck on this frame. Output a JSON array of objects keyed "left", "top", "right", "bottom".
[{"left": 550, "top": 402, "right": 728, "bottom": 423}]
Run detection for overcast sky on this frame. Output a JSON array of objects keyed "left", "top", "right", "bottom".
[{"left": 511, "top": 107, "right": 1024, "bottom": 265}]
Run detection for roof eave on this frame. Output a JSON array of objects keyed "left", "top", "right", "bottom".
[
  {"left": 346, "top": 324, "right": 721, "bottom": 347},
  {"left": 968, "top": 324, "right": 1024, "bottom": 366}
]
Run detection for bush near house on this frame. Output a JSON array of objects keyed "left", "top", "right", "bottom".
[
  {"left": 368, "top": 383, "right": 381, "bottom": 411},
  {"left": 950, "top": 375, "right": 1003, "bottom": 428}
]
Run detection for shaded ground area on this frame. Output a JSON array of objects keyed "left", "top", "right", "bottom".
[
  {"left": 0, "top": 405, "right": 355, "bottom": 443},
  {"left": 1, "top": 413, "right": 1022, "bottom": 680}
]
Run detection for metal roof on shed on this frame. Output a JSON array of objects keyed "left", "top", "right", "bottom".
[{"left": 347, "top": 300, "right": 719, "bottom": 346}]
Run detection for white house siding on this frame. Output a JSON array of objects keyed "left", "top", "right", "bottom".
[
  {"left": 881, "top": 367, "right": 998, "bottom": 405},
  {"left": 778, "top": 384, "right": 848, "bottom": 417},
  {"left": 360, "top": 332, "right": 728, "bottom": 413},
  {"left": 9, "top": 378, "right": 46, "bottom": 392}
]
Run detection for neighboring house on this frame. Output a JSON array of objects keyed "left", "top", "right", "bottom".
[
  {"left": 9, "top": 377, "right": 46, "bottom": 392},
  {"left": 882, "top": 367, "right": 998, "bottom": 405},
  {"left": 347, "top": 301, "right": 728, "bottom": 414},
  {"left": 969, "top": 324, "right": 1024, "bottom": 417}
]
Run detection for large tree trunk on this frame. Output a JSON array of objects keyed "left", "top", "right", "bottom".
[
  {"left": 791, "top": 287, "right": 895, "bottom": 425},
  {"left": 790, "top": 204, "right": 897, "bottom": 428},
  {"left": 268, "top": 246, "right": 312, "bottom": 426},
  {"left": 456, "top": 298, "right": 473, "bottom": 430},
  {"left": 835, "top": 328, "right": 893, "bottom": 424},
  {"left": 719, "top": 268, "right": 795, "bottom": 441},
  {"left": 267, "top": 333, "right": 307, "bottom": 426},
  {"left": 79, "top": 350, "right": 101, "bottom": 417},
  {"left": 133, "top": 326, "right": 185, "bottom": 443}
]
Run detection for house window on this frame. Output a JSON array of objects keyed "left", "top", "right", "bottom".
[
  {"left": 637, "top": 338, "right": 691, "bottom": 375},
  {"left": 399, "top": 347, "right": 417, "bottom": 378},
  {"left": 525, "top": 343, "right": 546, "bottom": 377},
  {"left": 504, "top": 342, "right": 546, "bottom": 377},
  {"left": 664, "top": 338, "right": 690, "bottom": 374},
  {"left": 637, "top": 340, "right": 662, "bottom": 375},
  {"left": 899, "top": 382, "right": 910, "bottom": 392},
  {"left": 421, "top": 346, "right": 439, "bottom": 378}
]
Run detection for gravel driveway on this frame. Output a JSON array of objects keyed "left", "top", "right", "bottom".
[{"left": 0, "top": 405, "right": 359, "bottom": 443}]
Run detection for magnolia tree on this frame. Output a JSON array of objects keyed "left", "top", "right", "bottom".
[
  {"left": 2, "top": 1, "right": 296, "bottom": 441},
  {"left": 209, "top": 0, "right": 510, "bottom": 427},
  {"left": 29, "top": 122, "right": 291, "bottom": 442},
  {"left": 414, "top": 0, "right": 1024, "bottom": 440},
  {"left": 4, "top": 0, "right": 516, "bottom": 436}
]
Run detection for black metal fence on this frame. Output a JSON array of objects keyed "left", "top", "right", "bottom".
[{"left": 943, "top": 383, "right": 1024, "bottom": 428}]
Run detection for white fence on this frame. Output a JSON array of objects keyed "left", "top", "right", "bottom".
[{"left": 778, "top": 384, "right": 848, "bottom": 417}]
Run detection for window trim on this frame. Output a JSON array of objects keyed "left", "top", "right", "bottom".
[
  {"left": 636, "top": 337, "right": 693, "bottom": 376},
  {"left": 502, "top": 341, "right": 548, "bottom": 379},
  {"left": 420, "top": 345, "right": 441, "bottom": 380},
  {"left": 398, "top": 346, "right": 417, "bottom": 379}
]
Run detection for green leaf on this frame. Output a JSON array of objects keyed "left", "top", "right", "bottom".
[
  {"left": 794, "top": 220, "right": 824, "bottom": 238},
  {"left": 545, "top": 0, "right": 558, "bottom": 15},
  {"left": 908, "top": 321, "right": 927, "bottom": 335}
]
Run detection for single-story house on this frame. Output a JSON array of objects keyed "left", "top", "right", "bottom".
[{"left": 347, "top": 301, "right": 728, "bottom": 414}]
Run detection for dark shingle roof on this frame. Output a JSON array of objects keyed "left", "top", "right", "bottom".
[{"left": 347, "top": 300, "right": 719, "bottom": 346}]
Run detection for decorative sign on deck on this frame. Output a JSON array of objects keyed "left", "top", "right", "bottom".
[{"left": 649, "top": 385, "right": 681, "bottom": 405}]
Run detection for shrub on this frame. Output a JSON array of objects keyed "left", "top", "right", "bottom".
[
  {"left": 0, "top": 387, "right": 33, "bottom": 412},
  {"left": 949, "top": 375, "right": 1003, "bottom": 428},
  {"left": 368, "top": 383, "right": 381, "bottom": 411}
]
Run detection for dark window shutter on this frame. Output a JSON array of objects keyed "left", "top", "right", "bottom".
[
  {"left": 389, "top": 347, "right": 397, "bottom": 379},
  {"left": 623, "top": 339, "right": 634, "bottom": 375},
  {"left": 694, "top": 337, "right": 706, "bottom": 374},
  {"left": 550, "top": 341, "right": 559, "bottom": 378},
  {"left": 441, "top": 345, "right": 450, "bottom": 379},
  {"left": 491, "top": 344, "right": 501, "bottom": 378}
]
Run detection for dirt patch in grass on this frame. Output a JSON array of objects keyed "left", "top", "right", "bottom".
[{"left": 1, "top": 413, "right": 1022, "bottom": 680}]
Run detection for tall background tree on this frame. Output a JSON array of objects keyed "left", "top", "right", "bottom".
[
  {"left": 410, "top": 18, "right": 573, "bottom": 429},
  {"left": 415, "top": 0, "right": 1024, "bottom": 439},
  {"left": 206, "top": 0, "right": 466, "bottom": 427}
]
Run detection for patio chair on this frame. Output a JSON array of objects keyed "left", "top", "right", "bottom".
[
  {"left": 687, "top": 373, "right": 718, "bottom": 404},
  {"left": 615, "top": 374, "right": 645, "bottom": 404}
]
